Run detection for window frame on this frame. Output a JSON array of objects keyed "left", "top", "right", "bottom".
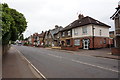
[
  {"left": 100, "top": 29, "right": 102, "bottom": 36},
  {"left": 82, "top": 26, "right": 87, "bottom": 34},
  {"left": 74, "top": 29, "right": 78, "bottom": 36},
  {"left": 62, "top": 32, "right": 65, "bottom": 37},
  {"left": 74, "top": 39, "right": 80, "bottom": 46},
  {"left": 68, "top": 30, "right": 71, "bottom": 36}
]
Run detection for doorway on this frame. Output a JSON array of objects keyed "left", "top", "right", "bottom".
[{"left": 83, "top": 39, "right": 89, "bottom": 49}]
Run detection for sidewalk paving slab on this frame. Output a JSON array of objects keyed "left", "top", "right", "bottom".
[{"left": 2, "top": 47, "right": 36, "bottom": 78}]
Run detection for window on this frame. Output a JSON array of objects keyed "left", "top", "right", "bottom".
[
  {"left": 66, "top": 39, "right": 70, "bottom": 45},
  {"left": 100, "top": 41, "right": 102, "bottom": 44},
  {"left": 104, "top": 38, "right": 106, "bottom": 44},
  {"left": 68, "top": 30, "right": 71, "bottom": 36},
  {"left": 74, "top": 29, "right": 78, "bottom": 35},
  {"left": 74, "top": 39, "right": 80, "bottom": 46},
  {"left": 62, "top": 32, "right": 65, "bottom": 37},
  {"left": 82, "top": 26, "right": 87, "bottom": 34},
  {"left": 100, "top": 29, "right": 102, "bottom": 36}
]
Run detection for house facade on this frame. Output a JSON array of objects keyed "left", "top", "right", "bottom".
[
  {"left": 60, "top": 27, "right": 72, "bottom": 47},
  {"left": 60, "top": 14, "right": 110, "bottom": 49},
  {"left": 27, "top": 32, "right": 45, "bottom": 47},
  {"left": 110, "top": 2, "right": 120, "bottom": 48},
  {"left": 31, "top": 33, "right": 40, "bottom": 46},
  {"left": 110, "top": 1, "right": 120, "bottom": 55},
  {"left": 43, "top": 25, "right": 63, "bottom": 47}
]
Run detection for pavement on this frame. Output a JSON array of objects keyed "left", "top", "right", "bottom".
[
  {"left": 73, "top": 48, "right": 119, "bottom": 60},
  {"left": 2, "top": 47, "right": 36, "bottom": 78},
  {"left": 50, "top": 48, "right": 119, "bottom": 60}
]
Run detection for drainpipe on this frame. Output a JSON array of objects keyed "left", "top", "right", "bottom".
[{"left": 92, "top": 25, "right": 95, "bottom": 49}]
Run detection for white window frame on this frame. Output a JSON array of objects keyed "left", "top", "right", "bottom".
[
  {"left": 82, "top": 26, "right": 87, "bottom": 34},
  {"left": 62, "top": 32, "right": 65, "bottom": 37},
  {"left": 68, "top": 30, "right": 71, "bottom": 36},
  {"left": 74, "top": 29, "right": 78, "bottom": 35},
  {"left": 74, "top": 39, "right": 80, "bottom": 46}
]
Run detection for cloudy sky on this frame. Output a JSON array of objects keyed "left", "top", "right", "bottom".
[{"left": 1, "top": 0, "right": 119, "bottom": 38}]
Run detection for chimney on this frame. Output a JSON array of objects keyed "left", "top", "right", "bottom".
[
  {"left": 78, "top": 14, "right": 84, "bottom": 20},
  {"left": 42, "top": 31, "right": 44, "bottom": 33},
  {"left": 55, "top": 25, "right": 59, "bottom": 28}
]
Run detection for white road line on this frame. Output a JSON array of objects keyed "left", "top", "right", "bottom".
[
  {"left": 47, "top": 54, "right": 62, "bottom": 59},
  {"left": 13, "top": 47, "right": 47, "bottom": 80},
  {"left": 71, "top": 59, "right": 119, "bottom": 73},
  {"left": 44, "top": 52, "right": 119, "bottom": 73}
]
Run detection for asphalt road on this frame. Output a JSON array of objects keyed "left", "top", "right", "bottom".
[{"left": 14, "top": 45, "right": 119, "bottom": 78}]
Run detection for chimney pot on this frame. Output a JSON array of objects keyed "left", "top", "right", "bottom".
[{"left": 78, "top": 14, "right": 84, "bottom": 19}]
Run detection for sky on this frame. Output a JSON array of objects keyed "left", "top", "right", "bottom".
[{"left": 1, "top": 0, "right": 119, "bottom": 38}]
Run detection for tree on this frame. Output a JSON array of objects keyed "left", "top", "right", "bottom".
[{"left": 1, "top": 3, "right": 27, "bottom": 45}]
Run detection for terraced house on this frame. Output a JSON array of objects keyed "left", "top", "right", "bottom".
[{"left": 60, "top": 14, "right": 111, "bottom": 50}]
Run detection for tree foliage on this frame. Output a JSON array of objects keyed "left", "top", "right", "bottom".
[{"left": 1, "top": 3, "right": 27, "bottom": 45}]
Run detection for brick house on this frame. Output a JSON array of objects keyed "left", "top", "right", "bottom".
[
  {"left": 43, "top": 25, "right": 63, "bottom": 47},
  {"left": 60, "top": 14, "right": 110, "bottom": 50},
  {"left": 28, "top": 32, "right": 45, "bottom": 47},
  {"left": 31, "top": 33, "right": 40, "bottom": 46}
]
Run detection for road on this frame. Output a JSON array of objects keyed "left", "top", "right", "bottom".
[{"left": 14, "top": 45, "right": 119, "bottom": 78}]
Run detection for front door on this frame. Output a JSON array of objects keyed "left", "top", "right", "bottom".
[{"left": 83, "top": 39, "right": 89, "bottom": 49}]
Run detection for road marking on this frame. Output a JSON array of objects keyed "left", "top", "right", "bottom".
[
  {"left": 47, "top": 54, "right": 62, "bottom": 59},
  {"left": 46, "top": 53, "right": 119, "bottom": 73},
  {"left": 71, "top": 59, "right": 119, "bottom": 73},
  {"left": 13, "top": 47, "right": 47, "bottom": 80}
]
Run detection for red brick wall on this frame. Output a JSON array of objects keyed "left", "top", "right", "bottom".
[
  {"left": 72, "top": 37, "right": 110, "bottom": 49},
  {"left": 93, "top": 37, "right": 109, "bottom": 48}
]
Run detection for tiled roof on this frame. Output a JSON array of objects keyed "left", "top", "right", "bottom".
[
  {"left": 38, "top": 32, "right": 45, "bottom": 38},
  {"left": 60, "top": 16, "right": 110, "bottom": 31}
]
